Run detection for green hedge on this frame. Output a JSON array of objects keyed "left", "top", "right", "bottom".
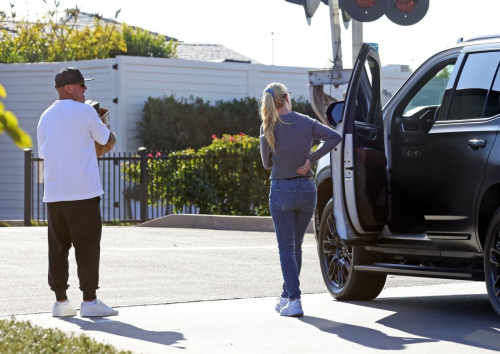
[
  {"left": 123, "top": 134, "right": 270, "bottom": 216},
  {"left": 137, "top": 95, "right": 316, "bottom": 151}
]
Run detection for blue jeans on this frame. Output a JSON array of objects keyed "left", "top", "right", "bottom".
[{"left": 269, "top": 177, "right": 317, "bottom": 300}]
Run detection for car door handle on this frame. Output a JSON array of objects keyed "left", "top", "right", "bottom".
[{"left": 468, "top": 139, "right": 486, "bottom": 151}]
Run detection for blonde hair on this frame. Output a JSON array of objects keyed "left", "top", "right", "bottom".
[{"left": 259, "top": 82, "right": 289, "bottom": 151}]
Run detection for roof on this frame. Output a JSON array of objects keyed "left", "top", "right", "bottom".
[
  {"left": 0, "top": 12, "right": 260, "bottom": 64},
  {"left": 176, "top": 43, "right": 259, "bottom": 64}
]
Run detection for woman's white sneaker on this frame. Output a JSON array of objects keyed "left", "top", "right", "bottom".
[
  {"left": 52, "top": 300, "right": 77, "bottom": 317},
  {"left": 275, "top": 297, "right": 289, "bottom": 312},
  {"left": 80, "top": 299, "right": 119, "bottom": 317},
  {"left": 280, "top": 299, "right": 304, "bottom": 317}
]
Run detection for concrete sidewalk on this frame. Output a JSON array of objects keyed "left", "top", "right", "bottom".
[{"left": 8, "top": 282, "right": 500, "bottom": 354}]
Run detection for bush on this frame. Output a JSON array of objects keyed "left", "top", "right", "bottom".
[
  {"left": 0, "top": 8, "right": 126, "bottom": 63},
  {"left": 137, "top": 95, "right": 316, "bottom": 151},
  {"left": 123, "top": 134, "right": 270, "bottom": 216},
  {"left": 0, "top": 317, "right": 132, "bottom": 353},
  {"left": 110, "top": 24, "right": 177, "bottom": 58},
  {"left": 0, "top": 5, "right": 177, "bottom": 63}
]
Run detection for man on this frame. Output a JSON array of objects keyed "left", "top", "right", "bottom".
[{"left": 37, "top": 67, "right": 118, "bottom": 317}]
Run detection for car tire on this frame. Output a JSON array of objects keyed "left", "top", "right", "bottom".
[
  {"left": 484, "top": 207, "right": 500, "bottom": 318},
  {"left": 318, "top": 201, "right": 386, "bottom": 301}
]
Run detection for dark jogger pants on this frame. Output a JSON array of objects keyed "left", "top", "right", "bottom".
[{"left": 47, "top": 196, "right": 102, "bottom": 301}]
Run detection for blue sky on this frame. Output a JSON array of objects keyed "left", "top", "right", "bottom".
[{"left": 8, "top": 0, "right": 500, "bottom": 69}]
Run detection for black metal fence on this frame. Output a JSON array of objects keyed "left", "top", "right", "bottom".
[{"left": 23, "top": 148, "right": 200, "bottom": 226}]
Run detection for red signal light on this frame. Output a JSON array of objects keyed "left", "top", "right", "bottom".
[
  {"left": 355, "top": 0, "right": 379, "bottom": 9},
  {"left": 395, "top": 0, "right": 417, "bottom": 12}
]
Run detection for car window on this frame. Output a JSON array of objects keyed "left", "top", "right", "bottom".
[
  {"left": 355, "top": 56, "right": 380, "bottom": 124},
  {"left": 403, "top": 62, "right": 456, "bottom": 116},
  {"left": 447, "top": 51, "right": 500, "bottom": 120},
  {"left": 484, "top": 65, "right": 500, "bottom": 118}
]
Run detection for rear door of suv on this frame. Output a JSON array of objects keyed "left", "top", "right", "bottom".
[{"left": 424, "top": 50, "right": 500, "bottom": 244}]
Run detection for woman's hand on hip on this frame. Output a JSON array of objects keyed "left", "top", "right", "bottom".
[{"left": 296, "top": 158, "right": 311, "bottom": 175}]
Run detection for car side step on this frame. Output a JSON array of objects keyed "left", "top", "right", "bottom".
[{"left": 354, "top": 263, "right": 485, "bottom": 281}]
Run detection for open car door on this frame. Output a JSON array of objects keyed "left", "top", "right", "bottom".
[{"left": 342, "top": 44, "right": 388, "bottom": 234}]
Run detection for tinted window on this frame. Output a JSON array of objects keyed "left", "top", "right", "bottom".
[
  {"left": 447, "top": 51, "right": 500, "bottom": 120},
  {"left": 403, "top": 63, "right": 456, "bottom": 115},
  {"left": 484, "top": 66, "right": 500, "bottom": 118},
  {"left": 355, "top": 56, "right": 380, "bottom": 124}
]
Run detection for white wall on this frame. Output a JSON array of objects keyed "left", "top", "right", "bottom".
[{"left": 116, "top": 57, "right": 316, "bottom": 151}]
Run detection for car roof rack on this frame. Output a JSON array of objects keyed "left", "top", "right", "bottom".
[{"left": 460, "top": 34, "right": 500, "bottom": 44}]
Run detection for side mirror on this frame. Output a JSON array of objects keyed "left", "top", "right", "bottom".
[{"left": 325, "top": 101, "right": 344, "bottom": 127}]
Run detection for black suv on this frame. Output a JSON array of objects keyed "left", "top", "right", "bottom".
[{"left": 314, "top": 36, "right": 500, "bottom": 317}]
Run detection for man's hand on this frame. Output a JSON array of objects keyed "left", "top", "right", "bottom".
[
  {"left": 96, "top": 132, "right": 117, "bottom": 157},
  {"left": 296, "top": 158, "right": 311, "bottom": 176}
]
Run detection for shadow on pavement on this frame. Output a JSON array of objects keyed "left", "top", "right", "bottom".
[
  {"left": 60, "top": 317, "right": 186, "bottom": 349},
  {"left": 299, "top": 316, "right": 436, "bottom": 350},
  {"left": 301, "top": 293, "right": 500, "bottom": 351}
]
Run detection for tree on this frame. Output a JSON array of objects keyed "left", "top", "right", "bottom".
[
  {"left": 0, "top": 3, "right": 177, "bottom": 63},
  {"left": 110, "top": 24, "right": 177, "bottom": 58},
  {"left": 0, "top": 84, "right": 32, "bottom": 149}
]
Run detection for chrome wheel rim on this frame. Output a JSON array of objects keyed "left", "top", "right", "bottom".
[{"left": 322, "top": 214, "right": 352, "bottom": 289}]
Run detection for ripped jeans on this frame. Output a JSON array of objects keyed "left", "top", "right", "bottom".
[{"left": 269, "top": 177, "right": 317, "bottom": 300}]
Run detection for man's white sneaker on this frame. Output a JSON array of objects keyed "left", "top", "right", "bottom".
[
  {"left": 80, "top": 299, "right": 119, "bottom": 317},
  {"left": 275, "top": 297, "right": 289, "bottom": 313},
  {"left": 52, "top": 300, "right": 77, "bottom": 317},
  {"left": 280, "top": 299, "right": 304, "bottom": 317}
]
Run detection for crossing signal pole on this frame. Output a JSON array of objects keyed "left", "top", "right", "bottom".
[
  {"left": 284, "top": 0, "right": 430, "bottom": 122},
  {"left": 285, "top": 0, "right": 429, "bottom": 68}
]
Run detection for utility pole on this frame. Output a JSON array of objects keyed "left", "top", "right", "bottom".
[
  {"left": 351, "top": 20, "right": 363, "bottom": 67},
  {"left": 271, "top": 32, "right": 274, "bottom": 65},
  {"left": 328, "top": 0, "right": 343, "bottom": 69}
]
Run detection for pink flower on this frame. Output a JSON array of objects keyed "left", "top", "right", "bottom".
[
  {"left": 239, "top": 132, "right": 245, "bottom": 136},
  {"left": 156, "top": 151, "right": 161, "bottom": 157},
  {"left": 147, "top": 153, "right": 153, "bottom": 158},
  {"left": 229, "top": 136, "right": 234, "bottom": 141},
  {"left": 212, "top": 134, "right": 217, "bottom": 139}
]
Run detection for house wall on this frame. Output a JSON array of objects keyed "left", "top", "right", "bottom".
[{"left": 0, "top": 57, "right": 410, "bottom": 220}]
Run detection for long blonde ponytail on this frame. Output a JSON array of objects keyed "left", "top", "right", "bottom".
[{"left": 259, "top": 83, "right": 288, "bottom": 151}]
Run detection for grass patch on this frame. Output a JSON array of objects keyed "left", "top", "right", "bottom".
[{"left": 0, "top": 317, "right": 132, "bottom": 354}]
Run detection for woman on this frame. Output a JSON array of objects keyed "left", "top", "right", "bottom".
[{"left": 259, "top": 82, "right": 342, "bottom": 317}]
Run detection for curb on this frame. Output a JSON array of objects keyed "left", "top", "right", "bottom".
[{"left": 138, "top": 214, "right": 315, "bottom": 233}]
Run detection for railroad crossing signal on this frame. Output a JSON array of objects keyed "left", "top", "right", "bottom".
[{"left": 285, "top": 0, "right": 429, "bottom": 26}]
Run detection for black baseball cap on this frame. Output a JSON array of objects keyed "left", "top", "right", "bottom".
[{"left": 54, "top": 67, "right": 94, "bottom": 88}]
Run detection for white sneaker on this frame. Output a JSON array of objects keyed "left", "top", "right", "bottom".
[
  {"left": 280, "top": 299, "right": 304, "bottom": 317},
  {"left": 52, "top": 300, "right": 77, "bottom": 317},
  {"left": 80, "top": 299, "right": 119, "bottom": 317},
  {"left": 275, "top": 297, "right": 289, "bottom": 312}
]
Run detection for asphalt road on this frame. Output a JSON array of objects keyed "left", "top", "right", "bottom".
[{"left": 0, "top": 226, "right": 470, "bottom": 316}]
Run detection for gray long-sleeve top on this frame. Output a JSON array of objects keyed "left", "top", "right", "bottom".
[{"left": 260, "top": 111, "right": 342, "bottom": 179}]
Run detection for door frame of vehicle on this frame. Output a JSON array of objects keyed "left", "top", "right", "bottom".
[{"left": 331, "top": 44, "right": 385, "bottom": 243}]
